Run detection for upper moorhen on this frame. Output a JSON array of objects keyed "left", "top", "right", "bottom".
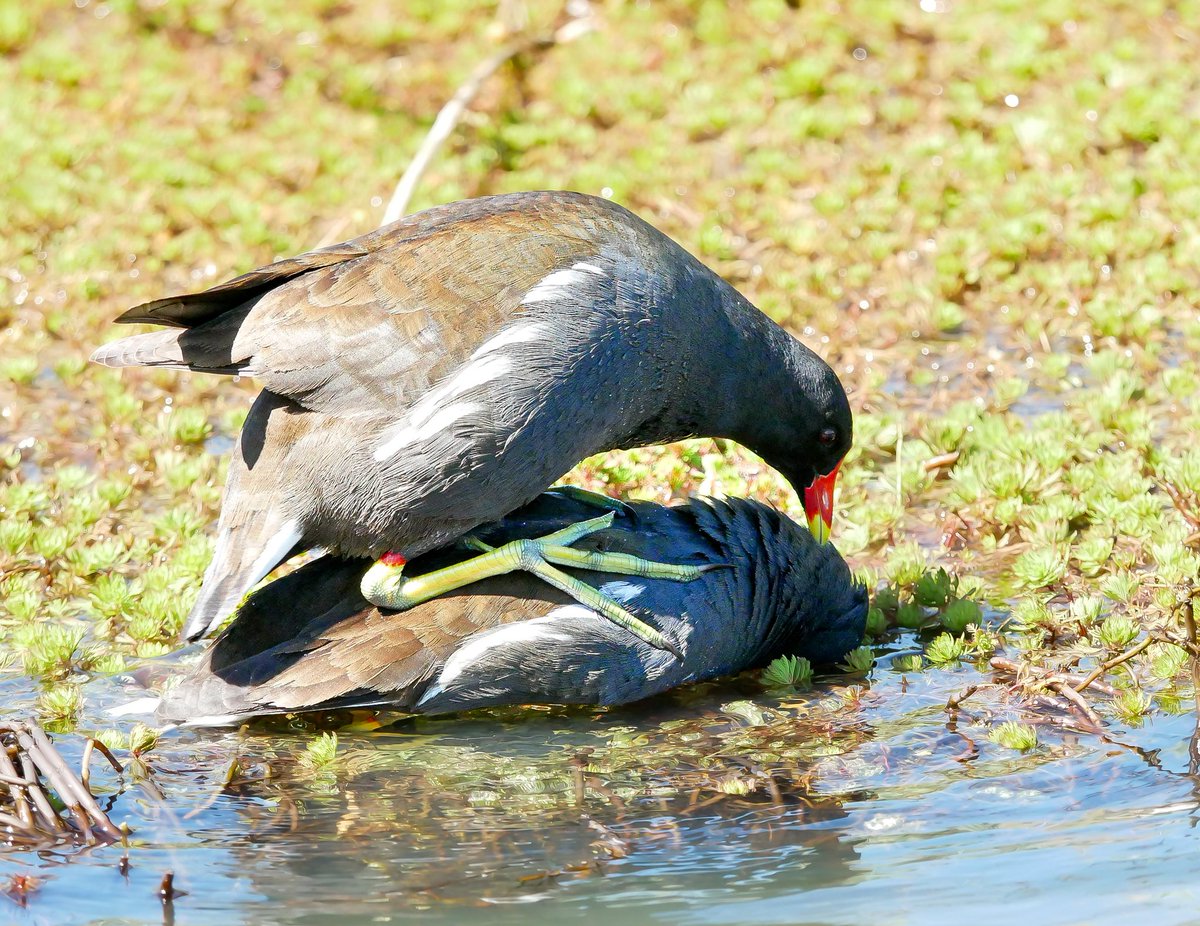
[
  {"left": 92, "top": 192, "right": 852, "bottom": 643},
  {"left": 153, "top": 492, "right": 868, "bottom": 726}
]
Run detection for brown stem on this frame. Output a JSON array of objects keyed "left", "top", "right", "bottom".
[
  {"left": 1073, "top": 636, "right": 1154, "bottom": 693},
  {"left": 946, "top": 684, "right": 979, "bottom": 711},
  {"left": 1159, "top": 479, "right": 1200, "bottom": 530},
  {"left": 16, "top": 752, "right": 62, "bottom": 832},
  {"left": 1182, "top": 597, "right": 1200, "bottom": 774},
  {"left": 0, "top": 745, "right": 33, "bottom": 828},
  {"left": 1046, "top": 680, "right": 1103, "bottom": 731},
  {"left": 2, "top": 721, "right": 123, "bottom": 845},
  {"left": 87, "top": 738, "right": 125, "bottom": 777},
  {"left": 23, "top": 726, "right": 122, "bottom": 842},
  {"left": 0, "top": 810, "right": 35, "bottom": 833}
]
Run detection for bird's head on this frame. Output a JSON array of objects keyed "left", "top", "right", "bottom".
[{"left": 756, "top": 347, "right": 853, "bottom": 545}]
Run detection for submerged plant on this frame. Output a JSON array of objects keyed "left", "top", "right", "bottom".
[
  {"left": 892, "top": 653, "right": 925, "bottom": 673},
  {"left": 1096, "top": 614, "right": 1139, "bottom": 651},
  {"left": 1114, "top": 690, "right": 1152, "bottom": 724},
  {"left": 925, "top": 633, "right": 967, "bottom": 666},
  {"left": 941, "top": 598, "right": 982, "bottom": 633},
  {"left": 896, "top": 601, "right": 926, "bottom": 629},
  {"left": 38, "top": 684, "right": 83, "bottom": 726},
  {"left": 914, "top": 568, "right": 955, "bottom": 608},
  {"left": 865, "top": 606, "right": 888, "bottom": 636},
  {"left": 989, "top": 722, "right": 1038, "bottom": 752},
  {"left": 1011, "top": 548, "right": 1068, "bottom": 591},
  {"left": 873, "top": 585, "right": 900, "bottom": 613},
  {"left": 1067, "top": 596, "right": 1105, "bottom": 627},
  {"left": 17, "top": 624, "right": 85, "bottom": 678},
  {"left": 299, "top": 732, "right": 339, "bottom": 771},
  {"left": 1146, "top": 643, "right": 1189, "bottom": 681}
]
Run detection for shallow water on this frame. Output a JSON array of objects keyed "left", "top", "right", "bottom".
[{"left": 5, "top": 651, "right": 1199, "bottom": 926}]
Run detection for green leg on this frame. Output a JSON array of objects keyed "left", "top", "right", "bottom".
[{"left": 360, "top": 513, "right": 715, "bottom": 654}]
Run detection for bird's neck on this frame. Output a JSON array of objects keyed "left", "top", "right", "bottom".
[{"left": 679, "top": 286, "right": 803, "bottom": 452}]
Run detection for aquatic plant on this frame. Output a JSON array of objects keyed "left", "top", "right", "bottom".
[
  {"left": 761, "top": 655, "right": 813, "bottom": 690},
  {"left": 989, "top": 722, "right": 1039, "bottom": 752}
]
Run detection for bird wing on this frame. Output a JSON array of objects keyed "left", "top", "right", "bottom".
[
  {"left": 109, "top": 194, "right": 650, "bottom": 418},
  {"left": 173, "top": 553, "right": 572, "bottom": 721}
]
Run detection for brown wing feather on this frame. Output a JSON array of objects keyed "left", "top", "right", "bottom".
[
  {"left": 225, "top": 217, "right": 596, "bottom": 415},
  {"left": 110, "top": 194, "right": 615, "bottom": 415}
]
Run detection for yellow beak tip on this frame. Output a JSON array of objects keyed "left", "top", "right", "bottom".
[{"left": 807, "top": 514, "right": 831, "bottom": 545}]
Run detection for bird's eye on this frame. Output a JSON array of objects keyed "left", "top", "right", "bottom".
[{"left": 818, "top": 427, "right": 837, "bottom": 446}]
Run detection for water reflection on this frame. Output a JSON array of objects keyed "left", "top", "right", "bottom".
[
  {"left": 6, "top": 669, "right": 1200, "bottom": 925},
  {"left": 183, "top": 686, "right": 872, "bottom": 918}
]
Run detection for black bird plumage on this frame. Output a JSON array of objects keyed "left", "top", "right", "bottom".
[
  {"left": 155, "top": 493, "right": 868, "bottom": 726},
  {"left": 92, "top": 192, "right": 853, "bottom": 642}
]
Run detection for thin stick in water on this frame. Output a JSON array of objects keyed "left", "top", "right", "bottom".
[{"left": 381, "top": 13, "right": 594, "bottom": 225}]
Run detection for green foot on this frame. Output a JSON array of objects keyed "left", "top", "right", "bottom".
[{"left": 360, "top": 513, "right": 716, "bottom": 654}]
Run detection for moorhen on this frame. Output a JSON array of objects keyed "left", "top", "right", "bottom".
[
  {"left": 92, "top": 192, "right": 852, "bottom": 646},
  {"left": 152, "top": 492, "right": 868, "bottom": 726}
]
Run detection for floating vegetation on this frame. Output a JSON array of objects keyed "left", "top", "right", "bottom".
[{"left": 761, "top": 654, "right": 813, "bottom": 690}]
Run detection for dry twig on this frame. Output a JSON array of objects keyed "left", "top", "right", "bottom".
[
  {"left": 945, "top": 684, "right": 980, "bottom": 712},
  {"left": 0, "top": 719, "right": 122, "bottom": 847},
  {"left": 923, "top": 451, "right": 961, "bottom": 473},
  {"left": 381, "top": 10, "right": 595, "bottom": 225},
  {"left": 1159, "top": 479, "right": 1200, "bottom": 531},
  {"left": 989, "top": 657, "right": 1105, "bottom": 732}
]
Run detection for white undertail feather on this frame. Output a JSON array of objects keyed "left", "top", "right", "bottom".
[
  {"left": 598, "top": 581, "right": 646, "bottom": 603},
  {"left": 106, "top": 696, "right": 162, "bottom": 717},
  {"left": 181, "top": 517, "right": 303, "bottom": 641},
  {"left": 243, "top": 518, "right": 304, "bottom": 593},
  {"left": 90, "top": 330, "right": 186, "bottom": 369}
]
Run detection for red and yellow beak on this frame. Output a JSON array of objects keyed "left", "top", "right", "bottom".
[{"left": 803, "top": 461, "right": 841, "bottom": 544}]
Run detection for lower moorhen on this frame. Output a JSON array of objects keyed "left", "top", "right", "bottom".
[
  {"left": 154, "top": 492, "right": 867, "bottom": 726},
  {"left": 91, "top": 191, "right": 852, "bottom": 646}
]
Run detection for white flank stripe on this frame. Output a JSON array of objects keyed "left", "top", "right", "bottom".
[
  {"left": 523, "top": 267, "right": 595, "bottom": 304},
  {"left": 409, "top": 354, "right": 511, "bottom": 427},
  {"left": 418, "top": 615, "right": 576, "bottom": 705},
  {"left": 472, "top": 321, "right": 551, "bottom": 357},
  {"left": 377, "top": 319, "right": 556, "bottom": 461},
  {"left": 572, "top": 261, "right": 606, "bottom": 276},
  {"left": 374, "top": 401, "right": 479, "bottom": 461}
]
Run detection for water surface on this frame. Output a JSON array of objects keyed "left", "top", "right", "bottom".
[{"left": 5, "top": 654, "right": 1198, "bottom": 926}]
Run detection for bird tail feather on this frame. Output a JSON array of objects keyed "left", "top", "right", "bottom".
[
  {"left": 90, "top": 308, "right": 251, "bottom": 374},
  {"left": 90, "top": 329, "right": 190, "bottom": 370}
]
